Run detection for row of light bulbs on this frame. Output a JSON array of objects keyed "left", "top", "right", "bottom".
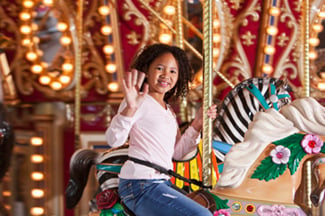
[
  {"left": 20, "top": 0, "right": 121, "bottom": 92},
  {"left": 261, "top": 3, "right": 325, "bottom": 90},
  {"left": 159, "top": 1, "right": 221, "bottom": 86},
  {"left": 1, "top": 136, "right": 45, "bottom": 215},
  {"left": 20, "top": 0, "right": 74, "bottom": 91},
  {"left": 97, "top": 4, "right": 120, "bottom": 93},
  {"left": 29, "top": 136, "right": 45, "bottom": 216}
]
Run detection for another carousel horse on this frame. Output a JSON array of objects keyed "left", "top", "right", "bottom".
[
  {"left": 210, "top": 97, "right": 325, "bottom": 216},
  {"left": 0, "top": 103, "right": 14, "bottom": 216},
  {"left": 0, "top": 50, "right": 15, "bottom": 216},
  {"left": 213, "top": 77, "right": 291, "bottom": 162}
]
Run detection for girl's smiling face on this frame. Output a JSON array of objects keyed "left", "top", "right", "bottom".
[{"left": 147, "top": 52, "right": 179, "bottom": 99}]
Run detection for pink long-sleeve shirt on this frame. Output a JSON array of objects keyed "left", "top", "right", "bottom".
[{"left": 105, "top": 94, "right": 200, "bottom": 180}]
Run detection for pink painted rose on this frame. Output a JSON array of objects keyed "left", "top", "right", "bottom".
[
  {"left": 213, "top": 209, "right": 230, "bottom": 216},
  {"left": 301, "top": 134, "right": 323, "bottom": 154}
]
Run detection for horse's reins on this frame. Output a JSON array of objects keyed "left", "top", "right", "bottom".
[
  {"left": 128, "top": 156, "right": 212, "bottom": 189},
  {"left": 245, "top": 83, "right": 291, "bottom": 111}
]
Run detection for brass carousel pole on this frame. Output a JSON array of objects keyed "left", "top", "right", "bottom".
[
  {"left": 175, "top": 1, "right": 188, "bottom": 123},
  {"left": 74, "top": 0, "right": 83, "bottom": 214},
  {"left": 302, "top": 0, "right": 312, "bottom": 211},
  {"left": 202, "top": 0, "right": 213, "bottom": 188},
  {"left": 174, "top": 0, "right": 188, "bottom": 189},
  {"left": 74, "top": 0, "right": 83, "bottom": 150}
]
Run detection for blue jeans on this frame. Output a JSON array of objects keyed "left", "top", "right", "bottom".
[{"left": 118, "top": 178, "right": 213, "bottom": 216}]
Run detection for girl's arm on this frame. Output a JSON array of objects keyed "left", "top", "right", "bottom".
[
  {"left": 105, "top": 100, "right": 133, "bottom": 147},
  {"left": 173, "top": 104, "right": 217, "bottom": 160},
  {"left": 105, "top": 70, "right": 148, "bottom": 147}
]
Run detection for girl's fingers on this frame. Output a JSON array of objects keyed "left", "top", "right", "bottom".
[
  {"left": 131, "top": 69, "right": 138, "bottom": 86},
  {"left": 125, "top": 71, "right": 132, "bottom": 88},
  {"left": 137, "top": 71, "right": 146, "bottom": 89},
  {"left": 142, "top": 83, "right": 149, "bottom": 95}
]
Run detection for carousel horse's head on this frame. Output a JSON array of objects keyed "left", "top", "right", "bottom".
[
  {"left": 0, "top": 103, "right": 14, "bottom": 180},
  {"left": 213, "top": 77, "right": 292, "bottom": 162},
  {"left": 310, "top": 157, "right": 325, "bottom": 207}
]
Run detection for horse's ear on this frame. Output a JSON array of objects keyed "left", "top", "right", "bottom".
[{"left": 282, "top": 78, "right": 293, "bottom": 92}]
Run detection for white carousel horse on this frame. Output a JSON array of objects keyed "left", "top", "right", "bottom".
[
  {"left": 212, "top": 77, "right": 291, "bottom": 162},
  {"left": 210, "top": 97, "right": 325, "bottom": 216},
  {"left": 66, "top": 97, "right": 325, "bottom": 216}
]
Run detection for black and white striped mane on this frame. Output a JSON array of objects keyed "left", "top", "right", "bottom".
[{"left": 213, "top": 77, "right": 291, "bottom": 161}]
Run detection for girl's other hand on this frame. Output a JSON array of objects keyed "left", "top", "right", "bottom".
[{"left": 191, "top": 104, "right": 218, "bottom": 132}]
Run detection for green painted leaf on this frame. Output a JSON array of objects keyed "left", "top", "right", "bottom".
[
  {"left": 251, "top": 157, "right": 287, "bottom": 181},
  {"left": 251, "top": 133, "right": 325, "bottom": 181},
  {"left": 288, "top": 150, "right": 305, "bottom": 175},
  {"left": 207, "top": 191, "right": 229, "bottom": 210},
  {"left": 273, "top": 133, "right": 304, "bottom": 147}
]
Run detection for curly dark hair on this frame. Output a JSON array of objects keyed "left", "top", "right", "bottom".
[{"left": 130, "top": 43, "right": 194, "bottom": 102}]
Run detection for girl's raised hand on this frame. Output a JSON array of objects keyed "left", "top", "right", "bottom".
[{"left": 122, "top": 69, "right": 149, "bottom": 112}]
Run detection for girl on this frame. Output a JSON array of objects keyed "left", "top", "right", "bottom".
[{"left": 105, "top": 43, "right": 217, "bottom": 216}]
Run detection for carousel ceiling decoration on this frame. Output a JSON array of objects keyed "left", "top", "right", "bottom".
[
  {"left": 0, "top": 0, "right": 325, "bottom": 105},
  {"left": 211, "top": 0, "right": 325, "bottom": 103},
  {"left": 0, "top": 0, "right": 232, "bottom": 104}
]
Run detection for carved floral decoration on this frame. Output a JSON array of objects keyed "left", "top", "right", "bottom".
[{"left": 252, "top": 133, "right": 325, "bottom": 181}]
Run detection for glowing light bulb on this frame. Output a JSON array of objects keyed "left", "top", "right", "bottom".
[
  {"left": 309, "top": 37, "right": 320, "bottom": 46},
  {"left": 103, "top": 45, "right": 114, "bottom": 55},
  {"left": 20, "top": 25, "right": 32, "bottom": 34},
  {"left": 62, "top": 63, "right": 73, "bottom": 72},
  {"left": 159, "top": 33, "right": 172, "bottom": 44},
  {"left": 57, "top": 22, "right": 68, "bottom": 31},
  {"left": 264, "top": 45, "right": 275, "bottom": 55},
  {"left": 31, "top": 64, "right": 43, "bottom": 74},
  {"left": 31, "top": 189, "right": 44, "bottom": 198},
  {"left": 269, "top": 7, "right": 280, "bottom": 16},
  {"left": 39, "top": 75, "right": 51, "bottom": 85},
  {"left": 43, "top": 0, "right": 54, "bottom": 5},
  {"left": 26, "top": 51, "right": 37, "bottom": 61},
  {"left": 101, "top": 25, "right": 112, "bottom": 35},
  {"left": 213, "top": 34, "right": 221, "bottom": 43},
  {"left": 163, "top": 5, "right": 176, "bottom": 15},
  {"left": 31, "top": 172, "right": 44, "bottom": 181},
  {"left": 317, "top": 82, "right": 325, "bottom": 90},
  {"left": 309, "top": 51, "right": 318, "bottom": 60},
  {"left": 266, "top": 26, "right": 278, "bottom": 35},
  {"left": 21, "top": 38, "right": 32, "bottom": 46},
  {"left": 30, "top": 207, "right": 44, "bottom": 215},
  {"left": 59, "top": 75, "right": 71, "bottom": 84},
  {"left": 23, "top": 0, "right": 34, "bottom": 8},
  {"left": 19, "top": 12, "right": 31, "bottom": 21},
  {"left": 213, "top": 48, "right": 220, "bottom": 57},
  {"left": 31, "top": 154, "right": 44, "bottom": 163},
  {"left": 312, "top": 24, "right": 323, "bottom": 33},
  {"left": 50, "top": 81, "right": 63, "bottom": 90},
  {"left": 60, "top": 36, "right": 71, "bottom": 45},
  {"left": 213, "top": 19, "right": 220, "bottom": 28},
  {"left": 31, "top": 137, "right": 43, "bottom": 146},
  {"left": 107, "top": 82, "right": 119, "bottom": 92},
  {"left": 98, "top": 5, "right": 110, "bottom": 16},
  {"left": 262, "top": 64, "right": 273, "bottom": 74},
  {"left": 105, "top": 63, "right": 116, "bottom": 73},
  {"left": 318, "top": 11, "right": 325, "bottom": 18}
]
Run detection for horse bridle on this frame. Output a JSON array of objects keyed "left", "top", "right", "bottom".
[{"left": 245, "top": 83, "right": 291, "bottom": 111}]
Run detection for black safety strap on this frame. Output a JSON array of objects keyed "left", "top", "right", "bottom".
[{"left": 128, "top": 156, "right": 211, "bottom": 189}]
